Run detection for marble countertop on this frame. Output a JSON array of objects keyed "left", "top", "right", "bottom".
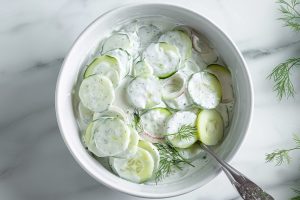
[{"left": 1, "top": 0, "right": 300, "bottom": 199}]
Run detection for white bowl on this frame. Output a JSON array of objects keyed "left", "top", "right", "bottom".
[{"left": 55, "top": 3, "right": 253, "bottom": 198}]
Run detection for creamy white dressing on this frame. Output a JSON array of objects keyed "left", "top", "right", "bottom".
[
  {"left": 143, "top": 43, "right": 180, "bottom": 77},
  {"left": 127, "top": 76, "right": 162, "bottom": 109},
  {"left": 74, "top": 16, "right": 235, "bottom": 185}
]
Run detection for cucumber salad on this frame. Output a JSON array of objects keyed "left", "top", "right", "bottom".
[{"left": 74, "top": 17, "right": 235, "bottom": 184}]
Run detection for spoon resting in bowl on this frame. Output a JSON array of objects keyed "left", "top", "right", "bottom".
[{"left": 200, "top": 144, "right": 274, "bottom": 200}]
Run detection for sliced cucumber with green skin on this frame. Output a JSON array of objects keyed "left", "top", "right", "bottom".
[
  {"left": 109, "top": 147, "right": 154, "bottom": 183},
  {"left": 166, "top": 111, "right": 198, "bottom": 148},
  {"left": 82, "top": 121, "right": 107, "bottom": 157},
  {"left": 161, "top": 72, "right": 186, "bottom": 100},
  {"left": 140, "top": 108, "right": 172, "bottom": 139},
  {"left": 90, "top": 118, "right": 130, "bottom": 156},
  {"left": 93, "top": 105, "right": 128, "bottom": 124},
  {"left": 79, "top": 75, "right": 115, "bottom": 112},
  {"left": 133, "top": 60, "right": 153, "bottom": 77},
  {"left": 143, "top": 42, "right": 180, "bottom": 78},
  {"left": 197, "top": 109, "right": 224, "bottom": 146},
  {"left": 187, "top": 72, "right": 222, "bottom": 109},
  {"left": 84, "top": 55, "right": 120, "bottom": 88},
  {"left": 164, "top": 90, "right": 192, "bottom": 110},
  {"left": 159, "top": 30, "right": 192, "bottom": 61},
  {"left": 127, "top": 76, "right": 162, "bottom": 109},
  {"left": 176, "top": 142, "right": 203, "bottom": 160},
  {"left": 206, "top": 64, "right": 234, "bottom": 103},
  {"left": 104, "top": 49, "right": 132, "bottom": 78},
  {"left": 77, "top": 102, "right": 93, "bottom": 129},
  {"left": 82, "top": 121, "right": 93, "bottom": 147},
  {"left": 173, "top": 25, "right": 192, "bottom": 37},
  {"left": 115, "top": 127, "right": 139, "bottom": 158},
  {"left": 102, "top": 33, "right": 131, "bottom": 54},
  {"left": 138, "top": 24, "right": 161, "bottom": 49},
  {"left": 138, "top": 140, "right": 160, "bottom": 171}
]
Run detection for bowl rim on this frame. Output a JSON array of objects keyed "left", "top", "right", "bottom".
[{"left": 55, "top": 3, "right": 254, "bottom": 198}]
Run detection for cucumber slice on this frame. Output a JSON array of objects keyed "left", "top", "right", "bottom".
[
  {"left": 161, "top": 72, "right": 186, "bottom": 100},
  {"left": 104, "top": 49, "right": 132, "bottom": 78},
  {"left": 126, "top": 76, "right": 162, "bottom": 109},
  {"left": 93, "top": 105, "right": 128, "bottom": 124},
  {"left": 196, "top": 109, "right": 224, "bottom": 146},
  {"left": 187, "top": 72, "right": 222, "bottom": 109},
  {"left": 102, "top": 32, "right": 139, "bottom": 59},
  {"left": 173, "top": 25, "right": 192, "bottom": 37},
  {"left": 82, "top": 121, "right": 93, "bottom": 147},
  {"left": 206, "top": 64, "right": 234, "bottom": 103},
  {"left": 159, "top": 30, "right": 192, "bottom": 61},
  {"left": 102, "top": 33, "right": 131, "bottom": 54},
  {"left": 164, "top": 90, "right": 192, "bottom": 110},
  {"left": 133, "top": 60, "right": 153, "bottom": 77},
  {"left": 140, "top": 108, "right": 172, "bottom": 139},
  {"left": 138, "top": 140, "right": 160, "bottom": 171},
  {"left": 166, "top": 111, "right": 198, "bottom": 148},
  {"left": 137, "top": 24, "right": 161, "bottom": 49},
  {"left": 110, "top": 147, "right": 154, "bottom": 183},
  {"left": 82, "top": 121, "right": 107, "bottom": 157},
  {"left": 77, "top": 102, "right": 93, "bottom": 130},
  {"left": 143, "top": 42, "right": 180, "bottom": 78},
  {"left": 191, "top": 32, "right": 218, "bottom": 64},
  {"left": 79, "top": 75, "right": 115, "bottom": 112},
  {"left": 115, "top": 127, "right": 139, "bottom": 158},
  {"left": 90, "top": 118, "right": 130, "bottom": 156},
  {"left": 84, "top": 55, "right": 120, "bottom": 88},
  {"left": 176, "top": 142, "right": 203, "bottom": 160}
]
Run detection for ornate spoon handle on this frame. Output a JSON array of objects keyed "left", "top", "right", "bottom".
[{"left": 201, "top": 144, "right": 274, "bottom": 200}]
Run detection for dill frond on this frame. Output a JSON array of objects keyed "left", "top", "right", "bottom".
[
  {"left": 165, "top": 124, "right": 197, "bottom": 141},
  {"left": 277, "top": 0, "right": 300, "bottom": 31},
  {"left": 265, "top": 134, "right": 300, "bottom": 165},
  {"left": 268, "top": 57, "right": 300, "bottom": 100},
  {"left": 154, "top": 143, "right": 194, "bottom": 183}
]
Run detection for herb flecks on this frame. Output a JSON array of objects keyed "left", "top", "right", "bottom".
[
  {"left": 166, "top": 124, "right": 197, "bottom": 141},
  {"left": 154, "top": 143, "right": 194, "bottom": 183},
  {"left": 133, "top": 109, "right": 143, "bottom": 132},
  {"left": 265, "top": 134, "right": 300, "bottom": 165}
]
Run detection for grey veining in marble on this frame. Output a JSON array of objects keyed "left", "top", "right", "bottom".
[{"left": 1, "top": 0, "right": 300, "bottom": 199}]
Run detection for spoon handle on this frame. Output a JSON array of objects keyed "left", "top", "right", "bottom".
[{"left": 201, "top": 144, "right": 274, "bottom": 200}]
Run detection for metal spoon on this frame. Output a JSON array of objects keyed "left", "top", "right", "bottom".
[{"left": 200, "top": 144, "right": 274, "bottom": 200}]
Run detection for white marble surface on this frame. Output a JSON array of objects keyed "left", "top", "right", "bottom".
[{"left": 1, "top": 0, "right": 300, "bottom": 199}]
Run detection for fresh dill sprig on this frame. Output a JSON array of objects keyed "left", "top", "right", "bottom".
[
  {"left": 133, "top": 109, "right": 143, "bottom": 132},
  {"left": 291, "top": 188, "right": 300, "bottom": 200},
  {"left": 268, "top": 57, "right": 300, "bottom": 100},
  {"left": 268, "top": 0, "right": 300, "bottom": 100},
  {"left": 293, "top": 188, "right": 300, "bottom": 195},
  {"left": 277, "top": 0, "right": 300, "bottom": 31},
  {"left": 265, "top": 134, "right": 300, "bottom": 165},
  {"left": 154, "top": 143, "right": 195, "bottom": 183},
  {"left": 165, "top": 124, "right": 197, "bottom": 141}
]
